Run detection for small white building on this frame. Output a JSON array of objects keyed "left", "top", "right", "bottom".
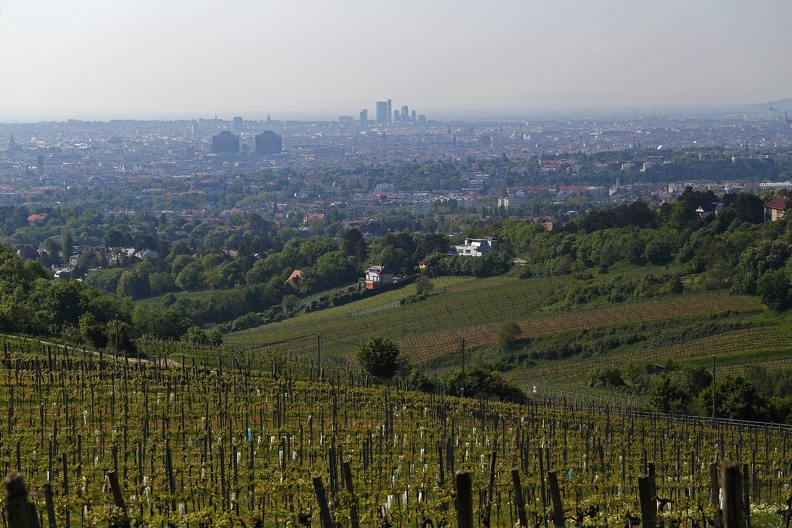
[
  {"left": 497, "top": 196, "right": 522, "bottom": 209},
  {"left": 449, "top": 237, "right": 498, "bottom": 257}
]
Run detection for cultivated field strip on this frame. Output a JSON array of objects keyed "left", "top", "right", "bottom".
[
  {"left": 1, "top": 339, "right": 792, "bottom": 527},
  {"left": 403, "top": 293, "right": 764, "bottom": 364}
]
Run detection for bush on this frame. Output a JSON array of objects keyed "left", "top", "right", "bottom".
[
  {"left": 588, "top": 365, "right": 626, "bottom": 389},
  {"left": 497, "top": 320, "right": 521, "bottom": 349},
  {"left": 356, "top": 334, "right": 405, "bottom": 381}
]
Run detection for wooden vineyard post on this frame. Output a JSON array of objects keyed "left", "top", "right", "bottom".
[
  {"left": 710, "top": 462, "right": 720, "bottom": 506},
  {"left": 455, "top": 471, "right": 474, "bottom": 528},
  {"left": 342, "top": 461, "right": 359, "bottom": 528},
  {"left": 511, "top": 468, "right": 528, "bottom": 528},
  {"left": 106, "top": 470, "right": 130, "bottom": 528},
  {"left": 4, "top": 472, "right": 41, "bottom": 528},
  {"left": 539, "top": 448, "right": 548, "bottom": 528},
  {"left": 547, "top": 471, "right": 565, "bottom": 528},
  {"left": 484, "top": 450, "right": 496, "bottom": 527},
  {"left": 312, "top": 476, "right": 333, "bottom": 528},
  {"left": 638, "top": 475, "right": 655, "bottom": 528},
  {"left": 721, "top": 462, "right": 744, "bottom": 528},
  {"left": 647, "top": 461, "right": 656, "bottom": 503},
  {"left": 43, "top": 483, "right": 56, "bottom": 528},
  {"left": 742, "top": 463, "right": 751, "bottom": 528}
]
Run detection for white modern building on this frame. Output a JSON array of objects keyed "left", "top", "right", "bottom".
[{"left": 449, "top": 237, "right": 498, "bottom": 257}]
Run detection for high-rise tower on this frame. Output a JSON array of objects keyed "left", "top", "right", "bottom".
[
  {"left": 376, "top": 101, "right": 389, "bottom": 124},
  {"left": 255, "top": 131, "right": 282, "bottom": 154},
  {"left": 211, "top": 131, "right": 240, "bottom": 153}
]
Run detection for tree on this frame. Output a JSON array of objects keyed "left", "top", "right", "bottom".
[
  {"left": 281, "top": 294, "right": 300, "bottom": 314},
  {"left": 371, "top": 246, "right": 409, "bottom": 275},
  {"left": 648, "top": 375, "right": 691, "bottom": 414},
  {"left": 587, "top": 365, "right": 626, "bottom": 389},
  {"left": 132, "top": 307, "right": 191, "bottom": 340},
  {"left": 183, "top": 325, "right": 209, "bottom": 345},
  {"left": 497, "top": 320, "right": 522, "bottom": 349},
  {"left": 684, "top": 365, "right": 713, "bottom": 395},
  {"left": 343, "top": 229, "right": 367, "bottom": 261},
  {"left": 62, "top": 233, "right": 74, "bottom": 261},
  {"left": 79, "top": 313, "right": 108, "bottom": 349},
  {"left": 697, "top": 374, "right": 769, "bottom": 421},
  {"left": 356, "top": 334, "right": 404, "bottom": 381},
  {"left": 756, "top": 269, "right": 792, "bottom": 311},
  {"left": 103, "top": 228, "right": 125, "bottom": 248},
  {"left": 415, "top": 276, "right": 434, "bottom": 295},
  {"left": 175, "top": 261, "right": 205, "bottom": 292},
  {"left": 439, "top": 366, "right": 525, "bottom": 401}
]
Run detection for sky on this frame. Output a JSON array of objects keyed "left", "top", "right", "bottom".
[{"left": 0, "top": 0, "right": 790, "bottom": 121}]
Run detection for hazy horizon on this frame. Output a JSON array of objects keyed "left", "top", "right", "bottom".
[{"left": 1, "top": 0, "right": 790, "bottom": 122}]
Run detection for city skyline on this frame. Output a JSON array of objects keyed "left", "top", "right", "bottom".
[{"left": 0, "top": 0, "right": 790, "bottom": 122}]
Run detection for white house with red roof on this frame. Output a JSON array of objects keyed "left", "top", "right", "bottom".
[{"left": 364, "top": 266, "right": 394, "bottom": 289}]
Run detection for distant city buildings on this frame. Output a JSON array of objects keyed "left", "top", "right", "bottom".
[
  {"left": 373, "top": 100, "right": 421, "bottom": 125},
  {"left": 255, "top": 131, "right": 282, "bottom": 154},
  {"left": 232, "top": 116, "right": 243, "bottom": 132},
  {"left": 497, "top": 196, "right": 522, "bottom": 209},
  {"left": 376, "top": 101, "right": 389, "bottom": 124},
  {"left": 360, "top": 109, "right": 368, "bottom": 126},
  {"left": 211, "top": 131, "right": 240, "bottom": 154}
]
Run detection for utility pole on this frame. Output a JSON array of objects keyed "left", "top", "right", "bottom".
[
  {"left": 317, "top": 334, "right": 321, "bottom": 381},
  {"left": 461, "top": 338, "right": 465, "bottom": 398},
  {"left": 712, "top": 355, "right": 716, "bottom": 428}
]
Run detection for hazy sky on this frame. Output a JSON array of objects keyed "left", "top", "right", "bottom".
[{"left": 0, "top": 0, "right": 790, "bottom": 121}]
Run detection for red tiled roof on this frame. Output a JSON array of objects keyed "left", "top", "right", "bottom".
[{"left": 765, "top": 197, "right": 790, "bottom": 211}]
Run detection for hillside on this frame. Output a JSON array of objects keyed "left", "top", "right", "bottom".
[{"left": 225, "top": 266, "right": 792, "bottom": 406}]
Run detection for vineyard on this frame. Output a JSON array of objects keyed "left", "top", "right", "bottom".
[
  {"left": 224, "top": 276, "right": 564, "bottom": 358},
  {"left": 224, "top": 274, "right": 781, "bottom": 397},
  {"left": 1, "top": 338, "right": 792, "bottom": 527}
]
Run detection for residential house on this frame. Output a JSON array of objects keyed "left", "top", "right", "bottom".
[
  {"left": 765, "top": 197, "right": 790, "bottom": 221},
  {"left": 364, "top": 266, "right": 394, "bottom": 289},
  {"left": 304, "top": 213, "right": 325, "bottom": 223},
  {"left": 287, "top": 269, "right": 302, "bottom": 286},
  {"left": 695, "top": 202, "right": 725, "bottom": 218},
  {"left": 27, "top": 213, "right": 48, "bottom": 225},
  {"left": 449, "top": 237, "right": 498, "bottom": 257},
  {"left": 135, "top": 250, "right": 159, "bottom": 260}
]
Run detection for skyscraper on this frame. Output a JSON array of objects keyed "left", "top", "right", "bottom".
[
  {"left": 376, "top": 101, "right": 389, "bottom": 124},
  {"left": 211, "top": 131, "right": 240, "bottom": 153},
  {"left": 232, "top": 116, "right": 243, "bottom": 132},
  {"left": 401, "top": 106, "right": 409, "bottom": 122},
  {"left": 255, "top": 131, "right": 282, "bottom": 154},
  {"left": 387, "top": 99, "right": 392, "bottom": 124},
  {"left": 360, "top": 109, "right": 368, "bottom": 126}
]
